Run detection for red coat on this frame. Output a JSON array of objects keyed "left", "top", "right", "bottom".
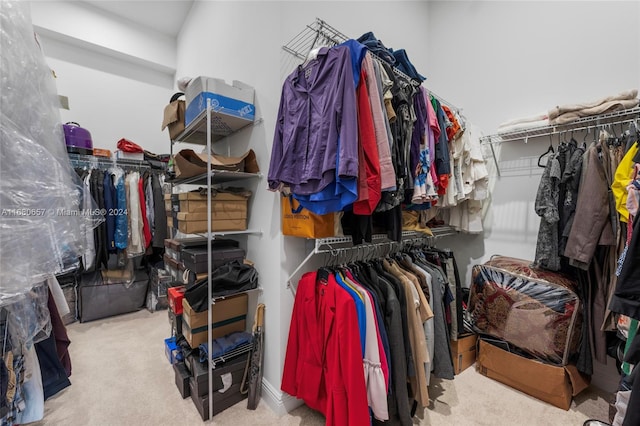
[
  {"left": 282, "top": 271, "right": 369, "bottom": 426},
  {"left": 353, "top": 68, "right": 382, "bottom": 215}
]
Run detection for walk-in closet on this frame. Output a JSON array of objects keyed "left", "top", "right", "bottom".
[{"left": 1, "top": 1, "right": 638, "bottom": 425}]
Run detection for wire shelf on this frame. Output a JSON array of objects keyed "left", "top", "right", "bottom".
[
  {"left": 68, "top": 153, "right": 155, "bottom": 170},
  {"left": 281, "top": 18, "right": 460, "bottom": 111},
  {"left": 211, "top": 342, "right": 252, "bottom": 368},
  {"left": 168, "top": 170, "right": 262, "bottom": 186},
  {"left": 481, "top": 107, "right": 640, "bottom": 144}
]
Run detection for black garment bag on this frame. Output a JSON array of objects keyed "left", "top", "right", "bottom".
[{"left": 184, "top": 261, "right": 258, "bottom": 312}]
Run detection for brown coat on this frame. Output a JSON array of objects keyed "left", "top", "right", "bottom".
[{"left": 383, "top": 260, "right": 430, "bottom": 408}]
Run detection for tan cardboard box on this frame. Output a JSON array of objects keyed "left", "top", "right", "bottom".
[
  {"left": 176, "top": 207, "right": 246, "bottom": 222},
  {"left": 178, "top": 218, "right": 247, "bottom": 234},
  {"left": 476, "top": 339, "right": 589, "bottom": 410},
  {"left": 451, "top": 334, "right": 477, "bottom": 375},
  {"left": 162, "top": 98, "right": 186, "bottom": 141},
  {"left": 181, "top": 294, "right": 248, "bottom": 349},
  {"left": 177, "top": 191, "right": 249, "bottom": 214}
]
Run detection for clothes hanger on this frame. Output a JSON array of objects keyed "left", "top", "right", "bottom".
[
  {"left": 538, "top": 134, "right": 555, "bottom": 168},
  {"left": 581, "top": 127, "right": 590, "bottom": 150}
]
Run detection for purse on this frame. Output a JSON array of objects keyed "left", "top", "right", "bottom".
[
  {"left": 184, "top": 261, "right": 259, "bottom": 312},
  {"left": 281, "top": 195, "right": 337, "bottom": 239}
]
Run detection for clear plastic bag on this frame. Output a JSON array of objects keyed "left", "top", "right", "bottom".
[
  {"left": 0, "top": 1, "right": 102, "bottom": 302},
  {"left": 468, "top": 256, "right": 582, "bottom": 365},
  {"left": 4, "top": 283, "right": 52, "bottom": 349}
]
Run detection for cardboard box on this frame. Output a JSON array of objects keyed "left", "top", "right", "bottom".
[
  {"left": 189, "top": 379, "right": 247, "bottom": 421},
  {"left": 114, "top": 150, "right": 144, "bottom": 161},
  {"left": 92, "top": 148, "right": 111, "bottom": 158},
  {"left": 190, "top": 352, "right": 249, "bottom": 397},
  {"left": 177, "top": 191, "right": 250, "bottom": 214},
  {"left": 162, "top": 98, "right": 186, "bottom": 141},
  {"left": 165, "top": 336, "right": 180, "bottom": 365},
  {"left": 176, "top": 206, "right": 247, "bottom": 222},
  {"left": 184, "top": 77, "right": 255, "bottom": 128},
  {"left": 178, "top": 218, "right": 247, "bottom": 234},
  {"left": 476, "top": 339, "right": 589, "bottom": 410},
  {"left": 451, "top": 334, "right": 478, "bottom": 375},
  {"left": 181, "top": 294, "right": 248, "bottom": 349},
  {"left": 168, "top": 286, "right": 186, "bottom": 315},
  {"left": 182, "top": 245, "right": 245, "bottom": 274}
]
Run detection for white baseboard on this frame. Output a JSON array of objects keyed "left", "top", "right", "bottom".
[{"left": 260, "top": 378, "right": 304, "bottom": 416}]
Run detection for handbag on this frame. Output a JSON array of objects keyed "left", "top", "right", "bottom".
[
  {"left": 184, "top": 261, "right": 259, "bottom": 312},
  {"left": 281, "top": 195, "right": 337, "bottom": 239}
]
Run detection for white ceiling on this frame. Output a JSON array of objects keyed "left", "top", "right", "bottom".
[{"left": 81, "top": 0, "right": 194, "bottom": 37}]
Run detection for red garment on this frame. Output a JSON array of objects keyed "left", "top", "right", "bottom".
[
  {"left": 437, "top": 174, "right": 449, "bottom": 196},
  {"left": 282, "top": 271, "right": 369, "bottom": 426},
  {"left": 47, "top": 289, "right": 71, "bottom": 377},
  {"left": 442, "top": 105, "right": 461, "bottom": 141},
  {"left": 138, "top": 178, "right": 152, "bottom": 248},
  {"left": 353, "top": 69, "right": 381, "bottom": 215}
]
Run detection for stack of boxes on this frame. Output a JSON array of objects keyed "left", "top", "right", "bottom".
[
  {"left": 169, "top": 190, "right": 250, "bottom": 235},
  {"left": 164, "top": 237, "right": 251, "bottom": 420}
]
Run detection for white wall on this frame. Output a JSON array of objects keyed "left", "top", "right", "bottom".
[
  {"left": 426, "top": 0, "right": 640, "bottom": 392},
  {"left": 31, "top": 1, "right": 177, "bottom": 155},
  {"left": 31, "top": 1, "right": 176, "bottom": 73}
]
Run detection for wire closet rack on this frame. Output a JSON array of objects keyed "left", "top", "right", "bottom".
[
  {"left": 68, "top": 153, "right": 155, "bottom": 170},
  {"left": 479, "top": 107, "right": 640, "bottom": 176},
  {"left": 281, "top": 19, "right": 467, "bottom": 292},
  {"left": 281, "top": 18, "right": 460, "bottom": 111}
]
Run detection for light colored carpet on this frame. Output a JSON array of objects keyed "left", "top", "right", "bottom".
[{"left": 30, "top": 309, "right": 610, "bottom": 425}]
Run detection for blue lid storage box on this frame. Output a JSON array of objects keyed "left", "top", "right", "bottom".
[{"left": 184, "top": 77, "right": 255, "bottom": 131}]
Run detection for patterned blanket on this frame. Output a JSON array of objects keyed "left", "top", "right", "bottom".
[{"left": 468, "top": 256, "right": 582, "bottom": 365}]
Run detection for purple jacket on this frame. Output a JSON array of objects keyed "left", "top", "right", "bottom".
[{"left": 268, "top": 46, "right": 358, "bottom": 195}]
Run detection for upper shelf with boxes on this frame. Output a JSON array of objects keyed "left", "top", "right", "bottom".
[
  {"left": 163, "top": 76, "right": 263, "bottom": 238},
  {"left": 163, "top": 77, "right": 258, "bottom": 146}
]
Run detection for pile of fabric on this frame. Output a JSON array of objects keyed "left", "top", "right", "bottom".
[{"left": 498, "top": 89, "right": 639, "bottom": 133}]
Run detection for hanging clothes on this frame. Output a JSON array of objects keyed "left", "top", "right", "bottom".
[
  {"left": 151, "top": 173, "right": 167, "bottom": 248},
  {"left": 144, "top": 172, "right": 155, "bottom": 245},
  {"left": 138, "top": 175, "right": 152, "bottom": 249},
  {"left": 80, "top": 170, "right": 96, "bottom": 270},
  {"left": 114, "top": 172, "right": 128, "bottom": 251},
  {"left": 268, "top": 45, "right": 359, "bottom": 207},
  {"left": 282, "top": 270, "right": 370, "bottom": 426},
  {"left": 382, "top": 259, "right": 430, "bottom": 407},
  {"left": 104, "top": 172, "right": 117, "bottom": 253},
  {"left": 126, "top": 172, "right": 145, "bottom": 256}
]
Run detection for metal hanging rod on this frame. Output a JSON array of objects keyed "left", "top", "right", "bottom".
[
  {"left": 286, "top": 228, "right": 457, "bottom": 292},
  {"left": 481, "top": 107, "right": 640, "bottom": 144},
  {"left": 480, "top": 107, "right": 640, "bottom": 177},
  {"left": 281, "top": 18, "right": 462, "bottom": 113},
  {"left": 68, "top": 153, "right": 153, "bottom": 170}
]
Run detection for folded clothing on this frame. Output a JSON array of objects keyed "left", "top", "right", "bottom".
[
  {"left": 548, "top": 89, "right": 637, "bottom": 120},
  {"left": 498, "top": 112, "right": 549, "bottom": 129},
  {"left": 497, "top": 118, "right": 550, "bottom": 134},
  {"left": 551, "top": 98, "right": 639, "bottom": 125},
  {"left": 199, "top": 331, "right": 253, "bottom": 361}
]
